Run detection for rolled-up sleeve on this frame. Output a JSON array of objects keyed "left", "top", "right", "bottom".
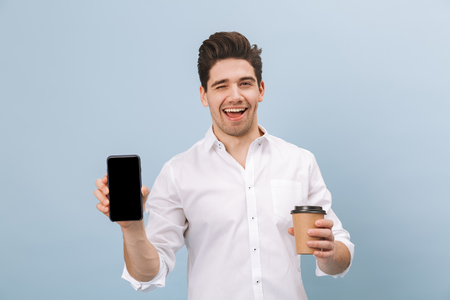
[{"left": 121, "top": 253, "right": 168, "bottom": 292}]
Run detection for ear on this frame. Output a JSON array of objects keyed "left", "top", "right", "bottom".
[
  {"left": 258, "top": 80, "right": 265, "bottom": 103},
  {"left": 200, "top": 86, "right": 209, "bottom": 107}
]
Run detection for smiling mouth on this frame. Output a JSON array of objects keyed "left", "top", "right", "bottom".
[{"left": 223, "top": 108, "right": 247, "bottom": 118}]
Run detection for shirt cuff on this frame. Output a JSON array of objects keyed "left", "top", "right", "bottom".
[
  {"left": 121, "top": 254, "right": 168, "bottom": 292},
  {"left": 315, "top": 239, "right": 355, "bottom": 278}
]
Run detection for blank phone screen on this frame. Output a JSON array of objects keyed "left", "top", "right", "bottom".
[{"left": 107, "top": 155, "right": 142, "bottom": 222}]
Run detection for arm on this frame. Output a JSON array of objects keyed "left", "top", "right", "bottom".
[
  {"left": 122, "top": 221, "right": 160, "bottom": 282},
  {"left": 288, "top": 151, "right": 354, "bottom": 276},
  {"left": 95, "top": 175, "right": 160, "bottom": 281}
]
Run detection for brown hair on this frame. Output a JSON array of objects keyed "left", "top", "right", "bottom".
[{"left": 198, "top": 31, "right": 262, "bottom": 91}]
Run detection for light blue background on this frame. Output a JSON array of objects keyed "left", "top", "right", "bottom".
[{"left": 1, "top": 0, "right": 449, "bottom": 299}]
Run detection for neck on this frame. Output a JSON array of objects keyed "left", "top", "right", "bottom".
[{"left": 212, "top": 123, "right": 262, "bottom": 168}]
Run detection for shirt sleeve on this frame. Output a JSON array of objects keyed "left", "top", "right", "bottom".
[
  {"left": 121, "top": 253, "right": 168, "bottom": 292},
  {"left": 306, "top": 151, "right": 355, "bottom": 278},
  {"left": 122, "top": 161, "right": 188, "bottom": 291}
]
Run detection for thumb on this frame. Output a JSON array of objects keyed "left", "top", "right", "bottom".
[
  {"left": 141, "top": 185, "right": 150, "bottom": 205},
  {"left": 287, "top": 227, "right": 295, "bottom": 236}
]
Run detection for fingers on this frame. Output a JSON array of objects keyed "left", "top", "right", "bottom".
[
  {"left": 307, "top": 240, "right": 334, "bottom": 251},
  {"left": 308, "top": 239, "right": 335, "bottom": 259},
  {"left": 289, "top": 224, "right": 335, "bottom": 259},
  {"left": 95, "top": 178, "right": 109, "bottom": 195},
  {"left": 308, "top": 228, "right": 334, "bottom": 241},
  {"left": 94, "top": 189, "right": 109, "bottom": 206},
  {"left": 315, "top": 219, "right": 333, "bottom": 229},
  {"left": 288, "top": 219, "right": 336, "bottom": 260},
  {"left": 96, "top": 202, "right": 109, "bottom": 216},
  {"left": 95, "top": 175, "right": 110, "bottom": 217},
  {"left": 313, "top": 249, "right": 334, "bottom": 259}
]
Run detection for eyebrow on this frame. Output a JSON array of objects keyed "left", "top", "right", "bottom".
[
  {"left": 210, "top": 77, "right": 256, "bottom": 88},
  {"left": 240, "top": 77, "right": 256, "bottom": 83},
  {"left": 211, "top": 79, "right": 229, "bottom": 88}
]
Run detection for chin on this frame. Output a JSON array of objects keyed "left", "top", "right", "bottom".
[{"left": 222, "top": 123, "right": 254, "bottom": 137}]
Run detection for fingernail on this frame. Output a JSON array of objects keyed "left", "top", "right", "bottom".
[
  {"left": 308, "top": 229, "right": 314, "bottom": 235},
  {"left": 307, "top": 241, "right": 313, "bottom": 246},
  {"left": 317, "top": 221, "right": 322, "bottom": 226}
]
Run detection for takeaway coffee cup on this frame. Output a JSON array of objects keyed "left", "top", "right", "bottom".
[{"left": 291, "top": 206, "right": 327, "bottom": 255}]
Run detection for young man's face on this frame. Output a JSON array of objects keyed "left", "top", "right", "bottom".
[{"left": 200, "top": 58, "right": 265, "bottom": 138}]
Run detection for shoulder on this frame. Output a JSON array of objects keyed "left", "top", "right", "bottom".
[
  {"left": 164, "top": 137, "right": 206, "bottom": 170},
  {"left": 266, "top": 133, "right": 315, "bottom": 162}
]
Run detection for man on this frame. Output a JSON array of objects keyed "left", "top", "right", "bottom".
[{"left": 94, "top": 31, "right": 354, "bottom": 299}]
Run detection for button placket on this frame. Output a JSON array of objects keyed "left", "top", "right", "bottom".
[{"left": 244, "top": 142, "right": 263, "bottom": 300}]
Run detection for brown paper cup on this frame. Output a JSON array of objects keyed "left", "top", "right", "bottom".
[{"left": 291, "top": 206, "right": 326, "bottom": 255}]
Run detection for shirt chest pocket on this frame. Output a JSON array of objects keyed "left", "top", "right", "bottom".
[{"left": 271, "top": 180, "right": 303, "bottom": 222}]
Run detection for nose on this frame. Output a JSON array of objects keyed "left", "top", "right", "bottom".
[{"left": 227, "top": 84, "right": 243, "bottom": 102}]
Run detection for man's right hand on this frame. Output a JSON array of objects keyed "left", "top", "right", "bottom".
[{"left": 94, "top": 174, "right": 151, "bottom": 228}]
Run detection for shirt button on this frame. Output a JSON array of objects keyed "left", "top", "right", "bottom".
[
  {"left": 251, "top": 216, "right": 254, "bottom": 220},
  {"left": 253, "top": 248, "right": 257, "bottom": 251},
  {"left": 256, "top": 280, "right": 260, "bottom": 284}
]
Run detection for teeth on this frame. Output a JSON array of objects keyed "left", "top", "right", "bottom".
[{"left": 224, "top": 108, "right": 246, "bottom": 113}]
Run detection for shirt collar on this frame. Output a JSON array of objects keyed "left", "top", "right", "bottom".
[
  {"left": 203, "top": 126, "right": 217, "bottom": 152},
  {"left": 203, "top": 124, "right": 269, "bottom": 152}
]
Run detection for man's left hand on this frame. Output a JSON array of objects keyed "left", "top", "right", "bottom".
[
  {"left": 288, "top": 219, "right": 335, "bottom": 263},
  {"left": 288, "top": 219, "right": 351, "bottom": 275}
]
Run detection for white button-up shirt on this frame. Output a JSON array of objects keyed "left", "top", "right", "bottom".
[{"left": 122, "top": 125, "right": 354, "bottom": 300}]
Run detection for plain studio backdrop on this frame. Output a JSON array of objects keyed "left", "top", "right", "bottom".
[{"left": 0, "top": 1, "right": 449, "bottom": 299}]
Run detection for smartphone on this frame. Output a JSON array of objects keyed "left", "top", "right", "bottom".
[{"left": 107, "top": 155, "right": 143, "bottom": 222}]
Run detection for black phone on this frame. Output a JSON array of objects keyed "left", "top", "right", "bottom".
[{"left": 107, "top": 155, "right": 143, "bottom": 222}]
